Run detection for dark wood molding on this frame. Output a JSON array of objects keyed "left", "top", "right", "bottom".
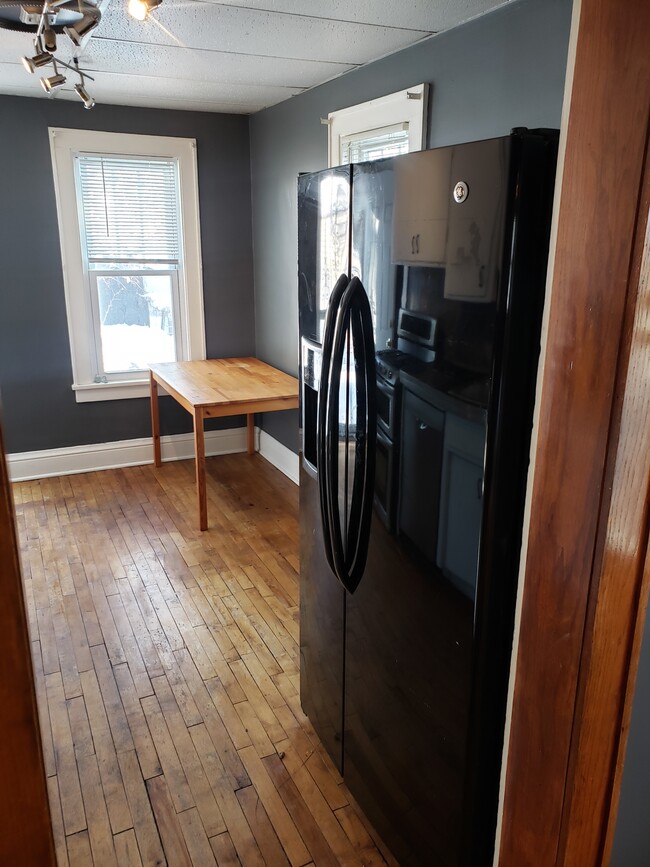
[
  {"left": 0, "top": 415, "right": 56, "bottom": 864},
  {"left": 558, "top": 123, "right": 650, "bottom": 866},
  {"left": 498, "top": 0, "right": 650, "bottom": 863}
]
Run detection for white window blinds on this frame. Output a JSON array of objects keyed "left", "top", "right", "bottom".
[
  {"left": 76, "top": 155, "right": 180, "bottom": 263},
  {"left": 340, "top": 123, "right": 410, "bottom": 165}
]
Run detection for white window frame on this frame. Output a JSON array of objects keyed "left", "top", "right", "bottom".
[
  {"left": 327, "top": 83, "right": 429, "bottom": 167},
  {"left": 49, "top": 128, "right": 205, "bottom": 402}
]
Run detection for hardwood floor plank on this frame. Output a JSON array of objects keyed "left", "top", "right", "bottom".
[
  {"left": 177, "top": 807, "right": 218, "bottom": 867},
  {"left": 112, "top": 664, "right": 162, "bottom": 780},
  {"left": 209, "top": 831, "right": 241, "bottom": 866},
  {"left": 114, "top": 828, "right": 144, "bottom": 867},
  {"left": 236, "top": 784, "right": 291, "bottom": 867},
  {"left": 141, "top": 694, "right": 194, "bottom": 813},
  {"left": 203, "top": 674, "right": 252, "bottom": 753},
  {"left": 147, "top": 774, "right": 192, "bottom": 867},
  {"left": 189, "top": 724, "right": 265, "bottom": 867},
  {"left": 66, "top": 830, "right": 93, "bottom": 867},
  {"left": 77, "top": 752, "right": 119, "bottom": 867},
  {"left": 46, "top": 775, "right": 70, "bottom": 867},
  {"left": 238, "top": 745, "right": 311, "bottom": 867},
  {"left": 63, "top": 593, "right": 95, "bottom": 673},
  {"left": 90, "top": 644, "right": 136, "bottom": 754},
  {"left": 67, "top": 695, "right": 95, "bottom": 760},
  {"left": 79, "top": 668, "right": 133, "bottom": 835},
  {"left": 151, "top": 675, "right": 226, "bottom": 838},
  {"left": 175, "top": 649, "right": 251, "bottom": 788},
  {"left": 117, "top": 750, "right": 166, "bottom": 867},
  {"left": 229, "top": 657, "right": 287, "bottom": 745},
  {"left": 32, "top": 639, "right": 56, "bottom": 777},
  {"left": 106, "top": 593, "right": 154, "bottom": 698},
  {"left": 45, "top": 671, "right": 86, "bottom": 835}
]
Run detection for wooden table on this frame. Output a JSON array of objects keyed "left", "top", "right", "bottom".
[{"left": 149, "top": 358, "right": 299, "bottom": 530}]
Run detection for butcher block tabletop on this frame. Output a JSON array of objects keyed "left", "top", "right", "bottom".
[{"left": 148, "top": 357, "right": 299, "bottom": 417}]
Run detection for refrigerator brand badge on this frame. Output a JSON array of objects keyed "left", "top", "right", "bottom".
[{"left": 453, "top": 181, "right": 469, "bottom": 203}]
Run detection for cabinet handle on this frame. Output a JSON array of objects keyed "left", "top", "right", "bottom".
[
  {"left": 418, "top": 419, "right": 428, "bottom": 431},
  {"left": 477, "top": 477, "right": 483, "bottom": 499},
  {"left": 411, "top": 234, "right": 416, "bottom": 254},
  {"left": 415, "top": 233, "right": 420, "bottom": 254}
]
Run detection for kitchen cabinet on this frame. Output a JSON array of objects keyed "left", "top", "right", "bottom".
[
  {"left": 392, "top": 149, "right": 451, "bottom": 266},
  {"left": 437, "top": 412, "right": 486, "bottom": 597},
  {"left": 397, "top": 389, "right": 444, "bottom": 562},
  {"left": 444, "top": 138, "right": 507, "bottom": 302}
]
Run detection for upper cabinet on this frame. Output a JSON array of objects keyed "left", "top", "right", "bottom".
[
  {"left": 392, "top": 149, "right": 451, "bottom": 266},
  {"left": 444, "top": 139, "right": 507, "bottom": 303},
  {"left": 391, "top": 139, "right": 508, "bottom": 303}
]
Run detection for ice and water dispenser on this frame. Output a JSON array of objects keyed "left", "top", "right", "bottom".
[{"left": 301, "top": 338, "right": 321, "bottom": 473}]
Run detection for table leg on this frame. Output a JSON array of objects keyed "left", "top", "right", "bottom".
[
  {"left": 150, "top": 372, "right": 162, "bottom": 467},
  {"left": 247, "top": 414, "right": 255, "bottom": 455},
  {"left": 194, "top": 408, "right": 208, "bottom": 531}
]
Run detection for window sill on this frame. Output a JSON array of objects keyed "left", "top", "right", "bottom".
[{"left": 72, "top": 379, "right": 151, "bottom": 403}]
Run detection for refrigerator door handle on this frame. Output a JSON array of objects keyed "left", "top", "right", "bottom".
[
  {"left": 324, "top": 277, "right": 376, "bottom": 592},
  {"left": 341, "top": 277, "right": 376, "bottom": 592},
  {"left": 317, "top": 273, "right": 350, "bottom": 577}
]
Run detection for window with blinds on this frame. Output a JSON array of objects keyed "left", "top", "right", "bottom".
[
  {"left": 74, "top": 154, "right": 184, "bottom": 377},
  {"left": 340, "top": 123, "right": 410, "bottom": 165}
]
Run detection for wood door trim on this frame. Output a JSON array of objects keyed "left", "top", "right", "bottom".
[
  {"left": 0, "top": 416, "right": 56, "bottom": 864},
  {"left": 558, "top": 121, "right": 650, "bottom": 865},
  {"left": 498, "top": 0, "right": 650, "bottom": 863}
]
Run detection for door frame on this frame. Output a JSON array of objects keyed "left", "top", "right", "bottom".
[{"left": 498, "top": 0, "right": 650, "bottom": 863}]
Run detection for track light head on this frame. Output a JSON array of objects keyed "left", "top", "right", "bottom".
[
  {"left": 74, "top": 82, "right": 95, "bottom": 110},
  {"left": 43, "top": 26, "right": 57, "bottom": 53},
  {"left": 40, "top": 73, "right": 66, "bottom": 93},
  {"left": 127, "top": 0, "right": 162, "bottom": 21},
  {"left": 63, "top": 14, "right": 99, "bottom": 47},
  {"left": 21, "top": 50, "right": 54, "bottom": 73}
]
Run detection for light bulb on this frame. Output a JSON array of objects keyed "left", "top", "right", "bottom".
[{"left": 128, "top": 0, "right": 148, "bottom": 20}]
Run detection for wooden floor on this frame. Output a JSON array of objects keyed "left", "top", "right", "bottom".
[{"left": 14, "top": 453, "right": 396, "bottom": 867}]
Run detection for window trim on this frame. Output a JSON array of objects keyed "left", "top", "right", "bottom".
[
  {"left": 327, "top": 83, "right": 429, "bottom": 167},
  {"left": 49, "top": 127, "right": 205, "bottom": 402}
]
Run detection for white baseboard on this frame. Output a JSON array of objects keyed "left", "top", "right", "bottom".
[
  {"left": 258, "top": 429, "right": 300, "bottom": 485},
  {"left": 7, "top": 426, "right": 299, "bottom": 485}
]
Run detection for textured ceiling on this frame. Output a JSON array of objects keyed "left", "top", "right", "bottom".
[{"left": 0, "top": 0, "right": 509, "bottom": 113}]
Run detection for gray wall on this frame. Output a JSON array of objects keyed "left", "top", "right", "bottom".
[
  {"left": 612, "top": 613, "right": 650, "bottom": 865},
  {"left": 249, "top": 0, "right": 573, "bottom": 452},
  {"left": 0, "top": 96, "right": 255, "bottom": 454}
]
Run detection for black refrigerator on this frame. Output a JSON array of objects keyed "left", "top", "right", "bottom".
[{"left": 298, "top": 128, "right": 558, "bottom": 867}]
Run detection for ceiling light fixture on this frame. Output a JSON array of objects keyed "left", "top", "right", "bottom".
[
  {"left": 41, "top": 70, "right": 66, "bottom": 92},
  {"left": 63, "top": 12, "right": 99, "bottom": 47},
  {"left": 42, "top": 23, "right": 56, "bottom": 51},
  {"left": 74, "top": 82, "right": 95, "bottom": 109},
  {"left": 21, "top": 47, "right": 53, "bottom": 73},
  {"left": 127, "top": 0, "right": 161, "bottom": 22},
  {"left": 0, "top": 0, "right": 101, "bottom": 107}
]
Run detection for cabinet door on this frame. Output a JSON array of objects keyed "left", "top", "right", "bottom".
[
  {"left": 444, "top": 138, "right": 508, "bottom": 302},
  {"left": 392, "top": 149, "right": 451, "bottom": 265},
  {"left": 437, "top": 413, "right": 486, "bottom": 597},
  {"left": 397, "top": 390, "right": 444, "bottom": 563}
]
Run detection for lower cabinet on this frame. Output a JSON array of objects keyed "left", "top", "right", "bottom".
[
  {"left": 437, "top": 413, "right": 486, "bottom": 598},
  {"left": 397, "top": 390, "right": 444, "bottom": 563}
]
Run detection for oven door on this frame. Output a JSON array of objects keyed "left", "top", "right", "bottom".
[
  {"left": 376, "top": 376, "right": 396, "bottom": 439},
  {"left": 375, "top": 426, "right": 396, "bottom": 532}
]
